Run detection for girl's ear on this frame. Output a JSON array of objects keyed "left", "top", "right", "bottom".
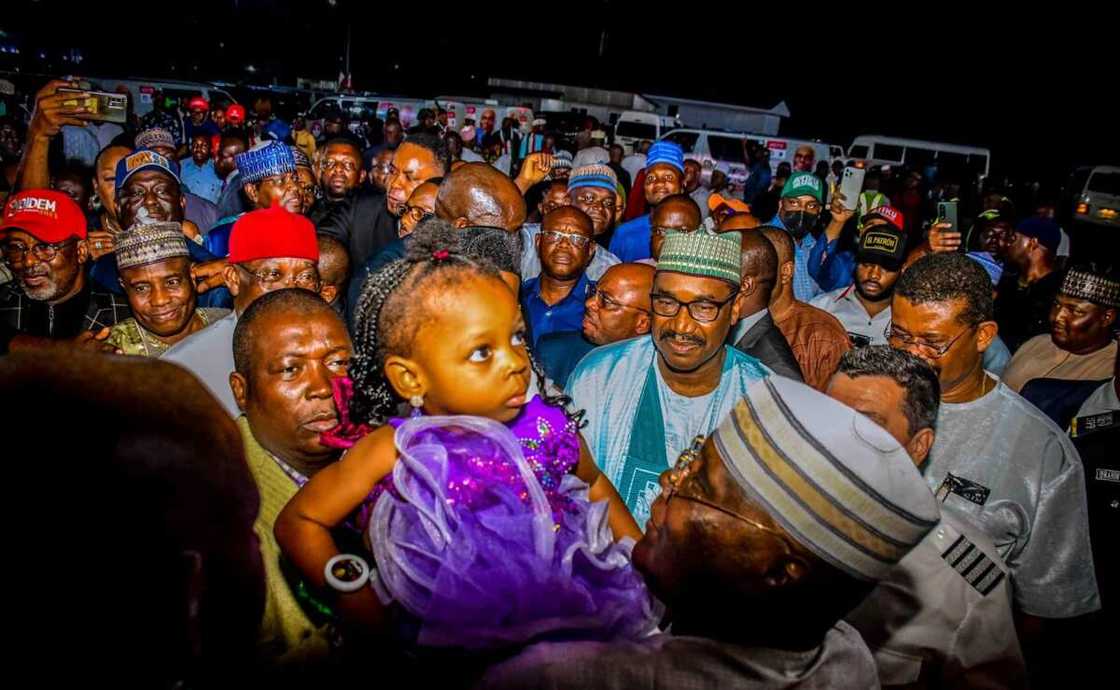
[{"left": 384, "top": 355, "right": 425, "bottom": 400}]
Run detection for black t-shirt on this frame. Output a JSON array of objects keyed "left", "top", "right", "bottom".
[{"left": 994, "top": 268, "right": 1063, "bottom": 353}]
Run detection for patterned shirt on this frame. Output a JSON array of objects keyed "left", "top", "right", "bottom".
[
  {"left": 0, "top": 280, "right": 131, "bottom": 340},
  {"left": 106, "top": 308, "right": 230, "bottom": 358}
]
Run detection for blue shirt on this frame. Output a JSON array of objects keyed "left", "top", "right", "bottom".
[
  {"left": 807, "top": 237, "right": 856, "bottom": 293},
  {"left": 536, "top": 330, "right": 597, "bottom": 390},
  {"left": 767, "top": 215, "right": 822, "bottom": 302},
  {"left": 520, "top": 273, "right": 595, "bottom": 347},
  {"left": 608, "top": 214, "right": 652, "bottom": 263},
  {"left": 180, "top": 158, "right": 223, "bottom": 204}
]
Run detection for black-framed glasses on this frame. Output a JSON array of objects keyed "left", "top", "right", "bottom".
[
  {"left": 238, "top": 265, "right": 320, "bottom": 290},
  {"left": 885, "top": 323, "right": 973, "bottom": 359},
  {"left": 1, "top": 238, "right": 77, "bottom": 264},
  {"left": 650, "top": 290, "right": 738, "bottom": 323},
  {"left": 260, "top": 172, "right": 300, "bottom": 188},
  {"left": 540, "top": 230, "right": 592, "bottom": 248},
  {"left": 663, "top": 436, "right": 795, "bottom": 551},
  {"left": 588, "top": 284, "right": 646, "bottom": 313}
]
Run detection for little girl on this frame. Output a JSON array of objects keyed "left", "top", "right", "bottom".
[{"left": 275, "top": 223, "right": 656, "bottom": 650}]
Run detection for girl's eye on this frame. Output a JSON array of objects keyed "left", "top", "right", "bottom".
[
  {"left": 511, "top": 331, "right": 526, "bottom": 347},
  {"left": 469, "top": 346, "right": 492, "bottom": 363}
]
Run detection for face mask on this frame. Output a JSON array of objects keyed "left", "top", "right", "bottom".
[{"left": 780, "top": 210, "right": 818, "bottom": 239}]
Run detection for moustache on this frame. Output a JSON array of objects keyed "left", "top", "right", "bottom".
[{"left": 660, "top": 330, "right": 705, "bottom": 346}]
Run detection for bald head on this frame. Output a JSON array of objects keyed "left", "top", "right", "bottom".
[
  {"left": 542, "top": 205, "right": 593, "bottom": 235},
  {"left": 760, "top": 225, "right": 795, "bottom": 266},
  {"left": 740, "top": 231, "right": 779, "bottom": 310},
  {"left": 435, "top": 162, "right": 527, "bottom": 232},
  {"left": 316, "top": 236, "right": 350, "bottom": 306},
  {"left": 599, "top": 262, "right": 655, "bottom": 311},
  {"left": 583, "top": 262, "right": 655, "bottom": 345},
  {"left": 651, "top": 194, "right": 702, "bottom": 231},
  {"left": 719, "top": 213, "right": 760, "bottom": 234}
]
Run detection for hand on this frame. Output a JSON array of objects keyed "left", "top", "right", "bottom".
[
  {"left": 73, "top": 327, "right": 122, "bottom": 354},
  {"left": 27, "top": 79, "right": 92, "bottom": 142},
  {"left": 87, "top": 231, "right": 115, "bottom": 261},
  {"left": 929, "top": 221, "right": 962, "bottom": 252},
  {"left": 516, "top": 152, "right": 553, "bottom": 188},
  {"left": 191, "top": 258, "right": 229, "bottom": 294},
  {"left": 181, "top": 220, "right": 202, "bottom": 244},
  {"left": 824, "top": 193, "right": 856, "bottom": 241}
]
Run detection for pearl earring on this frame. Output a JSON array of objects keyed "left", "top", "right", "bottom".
[{"left": 409, "top": 395, "right": 424, "bottom": 418}]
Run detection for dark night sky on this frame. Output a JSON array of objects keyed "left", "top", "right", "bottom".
[{"left": 4, "top": 0, "right": 1117, "bottom": 187}]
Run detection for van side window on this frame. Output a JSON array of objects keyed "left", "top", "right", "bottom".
[
  {"left": 1088, "top": 172, "right": 1120, "bottom": 196},
  {"left": 904, "top": 147, "right": 936, "bottom": 168},
  {"left": 708, "top": 136, "right": 746, "bottom": 165},
  {"left": 663, "top": 131, "right": 699, "bottom": 154},
  {"left": 616, "top": 121, "right": 658, "bottom": 140},
  {"left": 874, "top": 144, "right": 904, "bottom": 162},
  {"left": 849, "top": 144, "right": 869, "bottom": 159}
]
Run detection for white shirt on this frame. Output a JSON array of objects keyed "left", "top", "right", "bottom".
[
  {"left": 162, "top": 312, "right": 240, "bottom": 417},
  {"left": 492, "top": 154, "right": 512, "bottom": 177},
  {"left": 846, "top": 510, "right": 1025, "bottom": 688},
  {"left": 810, "top": 285, "right": 891, "bottom": 347},
  {"left": 690, "top": 186, "right": 712, "bottom": 221},
  {"left": 621, "top": 153, "right": 646, "bottom": 185},
  {"left": 460, "top": 148, "right": 485, "bottom": 163}
]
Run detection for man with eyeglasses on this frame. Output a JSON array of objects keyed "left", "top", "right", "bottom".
[
  {"left": 888, "top": 252, "right": 1099, "bottom": 654},
  {"left": 536, "top": 262, "right": 655, "bottom": 388},
  {"left": 770, "top": 172, "right": 826, "bottom": 302},
  {"left": 521, "top": 207, "right": 598, "bottom": 346},
  {"left": 569, "top": 229, "right": 769, "bottom": 525},
  {"left": 164, "top": 206, "right": 335, "bottom": 416},
  {"left": 1, "top": 190, "right": 130, "bottom": 352},
  {"left": 520, "top": 164, "right": 622, "bottom": 281},
  {"left": 479, "top": 376, "right": 935, "bottom": 689}
]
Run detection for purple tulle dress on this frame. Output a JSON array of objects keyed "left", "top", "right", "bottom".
[{"left": 320, "top": 379, "right": 660, "bottom": 650}]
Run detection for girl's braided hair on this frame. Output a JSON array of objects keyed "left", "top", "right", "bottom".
[{"left": 349, "top": 218, "right": 582, "bottom": 427}]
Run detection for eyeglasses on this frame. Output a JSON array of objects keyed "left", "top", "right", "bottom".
[
  {"left": 540, "top": 230, "right": 592, "bottom": 248},
  {"left": 650, "top": 290, "right": 738, "bottom": 323},
  {"left": 2, "top": 238, "right": 76, "bottom": 264},
  {"left": 780, "top": 197, "right": 822, "bottom": 214},
  {"left": 239, "top": 266, "right": 320, "bottom": 290},
  {"left": 588, "top": 284, "right": 646, "bottom": 313},
  {"left": 885, "top": 323, "right": 973, "bottom": 359},
  {"left": 663, "top": 436, "right": 796, "bottom": 550}
]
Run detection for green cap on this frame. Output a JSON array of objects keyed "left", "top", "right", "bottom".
[
  {"left": 781, "top": 173, "right": 824, "bottom": 203},
  {"left": 657, "top": 229, "right": 742, "bottom": 285}
]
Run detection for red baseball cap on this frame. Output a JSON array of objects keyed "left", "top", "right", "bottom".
[
  {"left": 228, "top": 206, "right": 318, "bottom": 265},
  {"left": 226, "top": 104, "right": 247, "bottom": 125},
  {"left": 0, "top": 190, "right": 87, "bottom": 243},
  {"left": 188, "top": 96, "right": 209, "bottom": 111},
  {"left": 861, "top": 205, "right": 905, "bottom": 232}
]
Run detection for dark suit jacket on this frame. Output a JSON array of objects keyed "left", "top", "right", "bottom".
[{"left": 733, "top": 312, "right": 804, "bottom": 382}]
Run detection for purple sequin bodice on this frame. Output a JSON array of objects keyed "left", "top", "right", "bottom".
[{"left": 355, "top": 396, "right": 580, "bottom": 532}]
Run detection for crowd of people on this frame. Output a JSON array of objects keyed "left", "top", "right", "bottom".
[{"left": 0, "top": 77, "right": 1116, "bottom": 689}]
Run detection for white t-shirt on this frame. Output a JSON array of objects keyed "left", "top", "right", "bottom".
[{"left": 162, "top": 312, "right": 240, "bottom": 417}]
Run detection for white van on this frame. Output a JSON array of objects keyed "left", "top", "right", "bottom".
[
  {"left": 659, "top": 129, "right": 833, "bottom": 197},
  {"left": 614, "top": 111, "right": 663, "bottom": 154},
  {"left": 848, "top": 135, "right": 991, "bottom": 180},
  {"left": 92, "top": 78, "right": 236, "bottom": 119},
  {"left": 1070, "top": 165, "right": 1120, "bottom": 228}
]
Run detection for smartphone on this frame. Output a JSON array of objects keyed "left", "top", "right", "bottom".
[
  {"left": 937, "top": 200, "right": 959, "bottom": 234},
  {"left": 838, "top": 166, "right": 866, "bottom": 211},
  {"left": 57, "top": 88, "right": 128, "bottom": 124}
]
